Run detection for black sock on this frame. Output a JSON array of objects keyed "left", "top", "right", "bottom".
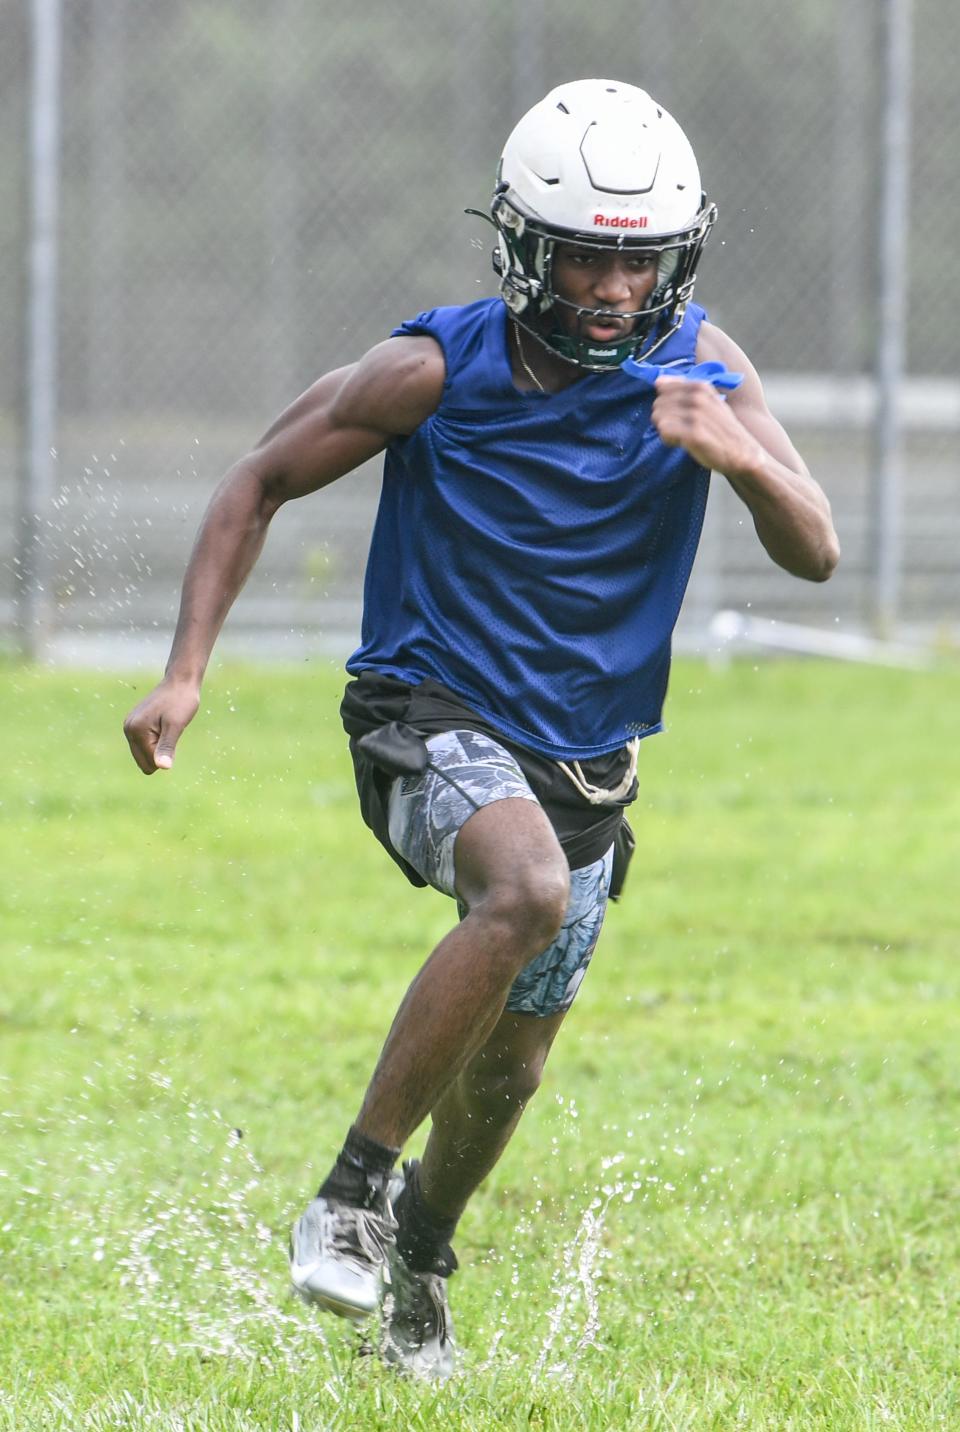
[
  {"left": 394, "top": 1163, "right": 460, "bottom": 1275},
  {"left": 317, "top": 1125, "right": 400, "bottom": 1208}
]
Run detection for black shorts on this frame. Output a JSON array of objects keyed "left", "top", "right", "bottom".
[{"left": 340, "top": 670, "right": 638, "bottom": 886}]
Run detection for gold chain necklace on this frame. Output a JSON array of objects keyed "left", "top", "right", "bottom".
[{"left": 513, "top": 323, "right": 546, "bottom": 392}]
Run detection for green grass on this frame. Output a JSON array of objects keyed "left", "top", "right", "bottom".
[{"left": 2, "top": 656, "right": 959, "bottom": 1430}]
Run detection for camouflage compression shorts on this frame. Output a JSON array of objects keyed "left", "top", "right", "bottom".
[{"left": 386, "top": 729, "right": 614, "bottom": 1018}]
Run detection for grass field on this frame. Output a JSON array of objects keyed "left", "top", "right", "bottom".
[{"left": 2, "top": 656, "right": 959, "bottom": 1430}]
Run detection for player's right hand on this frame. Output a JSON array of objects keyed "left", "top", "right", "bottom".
[{"left": 123, "top": 679, "right": 200, "bottom": 774}]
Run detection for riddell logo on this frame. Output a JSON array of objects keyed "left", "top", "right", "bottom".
[{"left": 593, "top": 213, "right": 648, "bottom": 229}]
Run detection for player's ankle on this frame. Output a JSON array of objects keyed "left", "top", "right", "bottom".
[
  {"left": 317, "top": 1124, "right": 400, "bottom": 1207},
  {"left": 394, "top": 1162, "right": 460, "bottom": 1274}
]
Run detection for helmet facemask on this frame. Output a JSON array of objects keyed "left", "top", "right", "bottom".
[{"left": 491, "top": 187, "right": 717, "bottom": 371}]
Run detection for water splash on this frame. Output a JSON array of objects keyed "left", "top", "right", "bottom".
[
  {"left": 531, "top": 1188, "right": 613, "bottom": 1380},
  {"left": 5, "top": 1059, "right": 338, "bottom": 1371}
]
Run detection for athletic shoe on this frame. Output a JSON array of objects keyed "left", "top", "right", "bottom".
[
  {"left": 380, "top": 1163, "right": 458, "bottom": 1380},
  {"left": 289, "top": 1193, "right": 396, "bottom": 1320}
]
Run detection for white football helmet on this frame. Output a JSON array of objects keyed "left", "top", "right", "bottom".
[{"left": 488, "top": 79, "right": 717, "bottom": 369}]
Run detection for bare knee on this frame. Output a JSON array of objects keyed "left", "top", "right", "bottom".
[
  {"left": 453, "top": 798, "right": 570, "bottom": 972},
  {"left": 470, "top": 861, "right": 569, "bottom": 968}
]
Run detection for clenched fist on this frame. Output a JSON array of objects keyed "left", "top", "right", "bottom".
[
  {"left": 123, "top": 678, "right": 200, "bottom": 774},
  {"left": 652, "top": 375, "right": 764, "bottom": 479}
]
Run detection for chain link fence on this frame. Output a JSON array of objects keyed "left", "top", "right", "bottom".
[{"left": 3, "top": 0, "right": 959, "bottom": 663}]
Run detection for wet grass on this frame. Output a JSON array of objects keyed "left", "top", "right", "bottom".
[{"left": 2, "top": 656, "right": 960, "bottom": 1430}]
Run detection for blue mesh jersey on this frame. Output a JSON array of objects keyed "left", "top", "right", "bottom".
[{"left": 346, "top": 297, "right": 711, "bottom": 762}]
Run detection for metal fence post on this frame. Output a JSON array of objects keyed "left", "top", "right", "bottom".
[
  {"left": 86, "top": 0, "right": 126, "bottom": 418},
  {"left": 870, "top": 0, "right": 913, "bottom": 635},
  {"left": 266, "top": 0, "right": 303, "bottom": 409},
  {"left": 17, "top": 0, "right": 62, "bottom": 660}
]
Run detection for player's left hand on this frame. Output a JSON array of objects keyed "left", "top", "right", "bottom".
[{"left": 652, "top": 375, "right": 763, "bottom": 477}]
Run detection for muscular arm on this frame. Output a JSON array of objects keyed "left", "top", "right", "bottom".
[
  {"left": 652, "top": 322, "right": 840, "bottom": 582},
  {"left": 124, "top": 335, "right": 444, "bottom": 772}
]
